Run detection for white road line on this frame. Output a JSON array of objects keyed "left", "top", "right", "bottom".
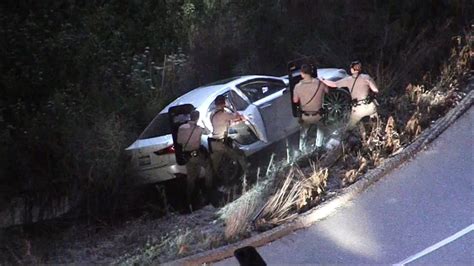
[{"left": 394, "top": 224, "right": 474, "bottom": 265}]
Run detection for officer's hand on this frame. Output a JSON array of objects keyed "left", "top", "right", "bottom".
[{"left": 238, "top": 113, "right": 247, "bottom": 121}]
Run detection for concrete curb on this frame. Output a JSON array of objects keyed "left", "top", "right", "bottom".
[{"left": 168, "top": 89, "right": 473, "bottom": 266}]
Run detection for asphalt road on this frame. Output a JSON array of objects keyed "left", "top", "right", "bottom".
[{"left": 218, "top": 107, "right": 473, "bottom": 265}]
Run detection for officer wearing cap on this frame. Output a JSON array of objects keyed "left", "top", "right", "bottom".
[
  {"left": 177, "top": 110, "right": 211, "bottom": 211},
  {"left": 322, "top": 60, "right": 379, "bottom": 129},
  {"left": 208, "top": 95, "right": 247, "bottom": 181},
  {"left": 293, "top": 64, "right": 329, "bottom": 153}
]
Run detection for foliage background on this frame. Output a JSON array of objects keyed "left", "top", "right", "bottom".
[{"left": 0, "top": 0, "right": 470, "bottom": 221}]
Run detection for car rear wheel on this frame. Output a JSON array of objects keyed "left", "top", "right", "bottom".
[{"left": 322, "top": 88, "right": 352, "bottom": 128}]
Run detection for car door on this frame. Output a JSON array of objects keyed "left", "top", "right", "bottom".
[
  {"left": 237, "top": 78, "right": 296, "bottom": 143},
  {"left": 227, "top": 89, "right": 268, "bottom": 144}
]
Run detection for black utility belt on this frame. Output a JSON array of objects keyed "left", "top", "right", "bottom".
[
  {"left": 208, "top": 137, "right": 233, "bottom": 151},
  {"left": 208, "top": 137, "right": 226, "bottom": 142},
  {"left": 302, "top": 109, "right": 323, "bottom": 116},
  {"left": 184, "top": 150, "right": 199, "bottom": 157},
  {"left": 352, "top": 97, "right": 373, "bottom": 107}
]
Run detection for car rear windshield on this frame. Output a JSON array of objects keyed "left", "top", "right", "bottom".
[{"left": 139, "top": 113, "right": 171, "bottom": 139}]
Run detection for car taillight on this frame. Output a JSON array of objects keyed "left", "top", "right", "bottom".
[{"left": 154, "top": 145, "right": 175, "bottom": 155}]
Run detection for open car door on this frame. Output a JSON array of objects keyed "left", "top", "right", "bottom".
[
  {"left": 227, "top": 90, "right": 268, "bottom": 144},
  {"left": 168, "top": 104, "right": 195, "bottom": 165}
]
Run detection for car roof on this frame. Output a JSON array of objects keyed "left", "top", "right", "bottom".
[
  {"left": 159, "top": 75, "right": 286, "bottom": 114},
  {"left": 159, "top": 84, "right": 228, "bottom": 114},
  {"left": 285, "top": 68, "right": 348, "bottom": 79}
]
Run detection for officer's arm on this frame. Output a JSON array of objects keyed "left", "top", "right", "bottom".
[
  {"left": 322, "top": 83, "right": 329, "bottom": 93},
  {"left": 234, "top": 112, "right": 249, "bottom": 123},
  {"left": 225, "top": 112, "right": 242, "bottom": 125},
  {"left": 201, "top": 125, "right": 211, "bottom": 135},
  {"left": 321, "top": 78, "right": 338, "bottom": 88},
  {"left": 292, "top": 90, "right": 300, "bottom": 104},
  {"left": 366, "top": 76, "right": 379, "bottom": 93},
  {"left": 176, "top": 126, "right": 185, "bottom": 145}
]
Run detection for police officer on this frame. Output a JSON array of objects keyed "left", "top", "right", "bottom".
[
  {"left": 208, "top": 95, "right": 247, "bottom": 181},
  {"left": 293, "top": 64, "right": 329, "bottom": 154},
  {"left": 176, "top": 110, "right": 211, "bottom": 211},
  {"left": 322, "top": 60, "right": 379, "bottom": 129}
]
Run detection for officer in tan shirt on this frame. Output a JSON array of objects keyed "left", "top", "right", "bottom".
[
  {"left": 177, "top": 110, "right": 211, "bottom": 211},
  {"left": 209, "top": 95, "right": 247, "bottom": 181},
  {"left": 293, "top": 64, "right": 329, "bottom": 153},
  {"left": 322, "top": 60, "right": 379, "bottom": 129}
]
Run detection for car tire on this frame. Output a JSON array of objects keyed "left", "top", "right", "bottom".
[{"left": 322, "top": 88, "right": 352, "bottom": 128}]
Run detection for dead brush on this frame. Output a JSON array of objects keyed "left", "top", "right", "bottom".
[
  {"left": 342, "top": 152, "right": 368, "bottom": 186},
  {"left": 360, "top": 115, "right": 384, "bottom": 156},
  {"left": 404, "top": 112, "right": 422, "bottom": 141},
  {"left": 253, "top": 168, "right": 301, "bottom": 228},
  {"left": 253, "top": 165, "right": 328, "bottom": 229},
  {"left": 384, "top": 116, "right": 401, "bottom": 154},
  {"left": 217, "top": 179, "right": 270, "bottom": 241},
  {"left": 296, "top": 163, "right": 328, "bottom": 210},
  {"left": 115, "top": 224, "right": 223, "bottom": 264},
  {"left": 222, "top": 194, "right": 258, "bottom": 241}
]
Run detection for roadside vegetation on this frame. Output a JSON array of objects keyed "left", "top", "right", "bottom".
[{"left": 0, "top": 0, "right": 471, "bottom": 263}]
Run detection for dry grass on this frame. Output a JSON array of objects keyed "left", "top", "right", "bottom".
[
  {"left": 253, "top": 164, "right": 328, "bottom": 229},
  {"left": 298, "top": 163, "right": 329, "bottom": 209},
  {"left": 343, "top": 152, "right": 368, "bottom": 185},
  {"left": 217, "top": 178, "right": 270, "bottom": 240},
  {"left": 113, "top": 207, "right": 226, "bottom": 264},
  {"left": 222, "top": 196, "right": 256, "bottom": 240},
  {"left": 254, "top": 168, "right": 301, "bottom": 227}
]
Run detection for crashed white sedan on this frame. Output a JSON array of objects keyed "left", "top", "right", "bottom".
[{"left": 126, "top": 69, "right": 348, "bottom": 184}]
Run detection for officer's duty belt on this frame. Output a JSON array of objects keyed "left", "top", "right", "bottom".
[
  {"left": 302, "top": 109, "right": 323, "bottom": 116},
  {"left": 184, "top": 150, "right": 199, "bottom": 157},
  {"left": 208, "top": 138, "right": 225, "bottom": 142},
  {"left": 352, "top": 97, "right": 373, "bottom": 107}
]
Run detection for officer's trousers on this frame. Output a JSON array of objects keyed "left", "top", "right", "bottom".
[
  {"left": 185, "top": 154, "right": 212, "bottom": 204},
  {"left": 209, "top": 140, "right": 247, "bottom": 181},
  {"left": 347, "top": 102, "right": 377, "bottom": 130},
  {"left": 299, "top": 114, "right": 324, "bottom": 153}
]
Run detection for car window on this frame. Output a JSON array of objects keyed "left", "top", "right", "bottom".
[
  {"left": 238, "top": 80, "right": 286, "bottom": 103},
  {"left": 207, "top": 92, "right": 238, "bottom": 114},
  {"left": 267, "top": 80, "right": 287, "bottom": 91},
  {"left": 229, "top": 90, "right": 249, "bottom": 111},
  {"left": 139, "top": 113, "right": 171, "bottom": 139}
]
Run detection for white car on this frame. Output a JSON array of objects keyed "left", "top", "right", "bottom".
[{"left": 126, "top": 69, "right": 348, "bottom": 184}]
